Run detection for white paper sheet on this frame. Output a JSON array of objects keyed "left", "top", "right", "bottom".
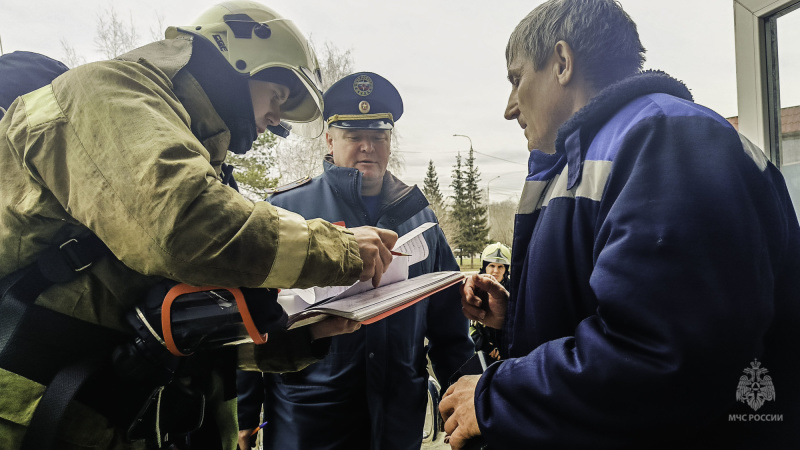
[{"left": 285, "top": 222, "right": 437, "bottom": 304}]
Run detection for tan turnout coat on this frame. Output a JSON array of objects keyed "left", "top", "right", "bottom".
[{"left": 0, "top": 37, "right": 361, "bottom": 449}]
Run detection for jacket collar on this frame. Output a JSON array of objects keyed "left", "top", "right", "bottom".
[
  {"left": 181, "top": 36, "right": 256, "bottom": 155},
  {"left": 555, "top": 70, "right": 693, "bottom": 189},
  {"left": 172, "top": 70, "right": 231, "bottom": 168},
  {"left": 117, "top": 36, "right": 254, "bottom": 158},
  {"left": 116, "top": 36, "right": 193, "bottom": 80},
  {"left": 321, "top": 155, "right": 427, "bottom": 225},
  {"left": 118, "top": 37, "right": 231, "bottom": 169}
]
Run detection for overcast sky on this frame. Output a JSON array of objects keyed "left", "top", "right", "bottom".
[{"left": 0, "top": 0, "right": 765, "bottom": 202}]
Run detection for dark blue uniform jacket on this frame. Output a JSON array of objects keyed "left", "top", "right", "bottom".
[
  {"left": 476, "top": 71, "right": 800, "bottom": 449},
  {"left": 243, "top": 157, "right": 473, "bottom": 450}
]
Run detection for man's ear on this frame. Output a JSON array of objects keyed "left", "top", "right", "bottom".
[
  {"left": 325, "top": 131, "right": 335, "bottom": 154},
  {"left": 552, "top": 40, "right": 575, "bottom": 86}
]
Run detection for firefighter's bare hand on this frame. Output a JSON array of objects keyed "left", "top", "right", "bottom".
[
  {"left": 440, "top": 374, "right": 482, "bottom": 449},
  {"left": 309, "top": 316, "right": 362, "bottom": 340},
  {"left": 351, "top": 226, "right": 398, "bottom": 287},
  {"left": 460, "top": 274, "right": 508, "bottom": 329}
]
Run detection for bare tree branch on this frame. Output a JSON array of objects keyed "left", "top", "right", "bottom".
[
  {"left": 95, "top": 7, "right": 139, "bottom": 59},
  {"left": 60, "top": 38, "right": 86, "bottom": 68},
  {"left": 275, "top": 41, "right": 352, "bottom": 181},
  {"left": 149, "top": 13, "right": 166, "bottom": 42},
  {"left": 389, "top": 129, "right": 405, "bottom": 176},
  {"left": 487, "top": 198, "right": 517, "bottom": 247},
  {"left": 276, "top": 136, "right": 329, "bottom": 181}
]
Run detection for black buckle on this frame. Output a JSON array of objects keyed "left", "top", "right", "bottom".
[
  {"left": 37, "top": 238, "right": 95, "bottom": 284},
  {"left": 58, "top": 239, "right": 94, "bottom": 272}
]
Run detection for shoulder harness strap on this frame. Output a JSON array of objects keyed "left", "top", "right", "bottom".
[{"left": 0, "top": 234, "right": 116, "bottom": 450}]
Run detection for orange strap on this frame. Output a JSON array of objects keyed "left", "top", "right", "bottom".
[
  {"left": 161, "top": 284, "right": 268, "bottom": 357},
  {"left": 233, "top": 288, "right": 269, "bottom": 346}
]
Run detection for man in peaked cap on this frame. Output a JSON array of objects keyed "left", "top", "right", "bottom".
[
  {"left": 320, "top": 71, "right": 405, "bottom": 197},
  {"left": 236, "top": 72, "right": 474, "bottom": 450}
]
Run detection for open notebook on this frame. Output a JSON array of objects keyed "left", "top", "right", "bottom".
[
  {"left": 279, "top": 270, "right": 465, "bottom": 329},
  {"left": 278, "top": 222, "right": 465, "bottom": 329}
]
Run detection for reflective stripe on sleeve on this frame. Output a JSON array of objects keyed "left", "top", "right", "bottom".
[
  {"left": 260, "top": 208, "right": 309, "bottom": 288},
  {"left": 519, "top": 160, "right": 612, "bottom": 215},
  {"left": 517, "top": 179, "right": 552, "bottom": 215},
  {"left": 543, "top": 160, "right": 612, "bottom": 207},
  {"left": 21, "top": 85, "right": 64, "bottom": 127}
]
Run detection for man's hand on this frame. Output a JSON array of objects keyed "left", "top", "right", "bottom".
[
  {"left": 460, "top": 274, "right": 508, "bottom": 329},
  {"left": 350, "top": 226, "right": 398, "bottom": 287},
  {"left": 237, "top": 429, "right": 255, "bottom": 450},
  {"left": 309, "top": 316, "right": 362, "bottom": 340},
  {"left": 440, "top": 375, "right": 482, "bottom": 449}
]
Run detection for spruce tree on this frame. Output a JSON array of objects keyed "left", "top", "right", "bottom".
[
  {"left": 423, "top": 160, "right": 444, "bottom": 212},
  {"left": 461, "top": 147, "right": 490, "bottom": 264},
  {"left": 423, "top": 159, "right": 457, "bottom": 248},
  {"left": 449, "top": 153, "right": 468, "bottom": 264}
]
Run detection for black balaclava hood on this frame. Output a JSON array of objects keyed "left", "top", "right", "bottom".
[
  {"left": 480, "top": 260, "right": 510, "bottom": 285},
  {"left": 183, "top": 37, "right": 257, "bottom": 154}
]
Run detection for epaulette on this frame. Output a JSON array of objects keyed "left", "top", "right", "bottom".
[{"left": 266, "top": 176, "right": 312, "bottom": 196}]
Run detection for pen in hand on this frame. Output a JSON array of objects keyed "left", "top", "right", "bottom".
[{"left": 251, "top": 421, "right": 268, "bottom": 436}]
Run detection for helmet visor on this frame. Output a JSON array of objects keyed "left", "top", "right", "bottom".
[{"left": 252, "top": 64, "right": 323, "bottom": 139}]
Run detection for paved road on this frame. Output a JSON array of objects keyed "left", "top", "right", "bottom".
[
  {"left": 422, "top": 433, "right": 450, "bottom": 449},
  {"left": 421, "top": 390, "right": 449, "bottom": 449}
]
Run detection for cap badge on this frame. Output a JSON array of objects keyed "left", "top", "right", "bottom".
[
  {"left": 353, "top": 74, "right": 374, "bottom": 97},
  {"left": 359, "top": 101, "right": 371, "bottom": 114}
]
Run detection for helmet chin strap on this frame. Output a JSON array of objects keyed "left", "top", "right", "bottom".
[
  {"left": 227, "top": 115, "right": 259, "bottom": 154},
  {"left": 184, "top": 37, "right": 258, "bottom": 154}
]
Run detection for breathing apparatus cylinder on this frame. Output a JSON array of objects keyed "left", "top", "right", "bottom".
[
  {"left": 108, "top": 282, "right": 288, "bottom": 442},
  {"left": 126, "top": 282, "right": 287, "bottom": 358},
  {"left": 114, "top": 282, "right": 287, "bottom": 387}
]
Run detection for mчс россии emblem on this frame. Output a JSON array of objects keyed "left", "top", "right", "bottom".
[{"left": 736, "top": 359, "right": 775, "bottom": 411}]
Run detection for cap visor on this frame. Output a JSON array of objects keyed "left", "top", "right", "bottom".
[{"left": 329, "top": 119, "right": 394, "bottom": 130}]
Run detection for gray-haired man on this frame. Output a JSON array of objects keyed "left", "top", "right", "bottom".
[{"left": 441, "top": 0, "right": 800, "bottom": 448}]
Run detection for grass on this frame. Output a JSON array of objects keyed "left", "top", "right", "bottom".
[{"left": 456, "top": 257, "right": 482, "bottom": 271}]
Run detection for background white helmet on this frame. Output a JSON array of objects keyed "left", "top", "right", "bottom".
[
  {"left": 166, "top": 1, "right": 324, "bottom": 138},
  {"left": 481, "top": 242, "right": 511, "bottom": 265}
]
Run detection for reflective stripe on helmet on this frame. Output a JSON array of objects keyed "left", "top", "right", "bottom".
[{"left": 481, "top": 242, "right": 511, "bottom": 265}]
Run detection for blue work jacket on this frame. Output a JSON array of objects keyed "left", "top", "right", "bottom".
[
  {"left": 476, "top": 71, "right": 800, "bottom": 449},
  {"left": 244, "top": 158, "right": 473, "bottom": 450}
]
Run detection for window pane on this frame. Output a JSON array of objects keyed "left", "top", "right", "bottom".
[{"left": 777, "top": 9, "right": 800, "bottom": 215}]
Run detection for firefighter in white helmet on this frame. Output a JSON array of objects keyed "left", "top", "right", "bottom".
[
  {"left": 469, "top": 242, "right": 511, "bottom": 361},
  {"left": 0, "top": 2, "right": 397, "bottom": 449},
  {"left": 479, "top": 242, "right": 511, "bottom": 286}
]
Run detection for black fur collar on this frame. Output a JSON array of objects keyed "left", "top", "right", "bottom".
[{"left": 555, "top": 70, "right": 693, "bottom": 154}]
